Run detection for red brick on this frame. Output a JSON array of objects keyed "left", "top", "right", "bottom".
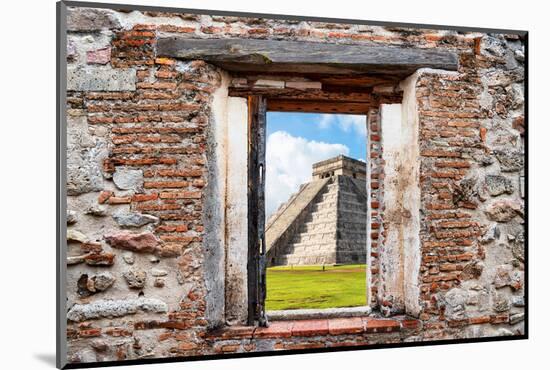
[
  {"left": 275, "top": 342, "right": 325, "bottom": 350},
  {"left": 157, "top": 25, "right": 196, "bottom": 33},
  {"left": 254, "top": 321, "right": 294, "bottom": 339},
  {"left": 248, "top": 28, "right": 270, "bottom": 35},
  {"left": 291, "top": 319, "right": 329, "bottom": 337},
  {"left": 158, "top": 103, "right": 201, "bottom": 111},
  {"left": 84, "top": 252, "right": 115, "bottom": 266},
  {"left": 435, "top": 230, "right": 478, "bottom": 239},
  {"left": 427, "top": 203, "right": 455, "bottom": 210},
  {"left": 158, "top": 332, "right": 173, "bottom": 341},
  {"left": 155, "top": 57, "right": 175, "bottom": 66},
  {"left": 160, "top": 235, "right": 195, "bottom": 243},
  {"left": 439, "top": 263, "right": 458, "bottom": 271},
  {"left": 193, "top": 179, "right": 206, "bottom": 188},
  {"left": 364, "top": 319, "right": 400, "bottom": 333},
  {"left": 438, "top": 221, "right": 477, "bottom": 228},
  {"left": 159, "top": 191, "right": 202, "bottom": 199},
  {"left": 490, "top": 314, "right": 509, "bottom": 324},
  {"left": 79, "top": 328, "right": 101, "bottom": 337},
  {"left": 86, "top": 92, "right": 134, "bottom": 100},
  {"left": 155, "top": 169, "right": 203, "bottom": 177},
  {"left": 88, "top": 116, "right": 115, "bottom": 124},
  {"left": 136, "top": 203, "right": 181, "bottom": 211},
  {"left": 140, "top": 90, "right": 178, "bottom": 99},
  {"left": 136, "top": 82, "right": 178, "bottom": 90},
  {"left": 112, "top": 158, "right": 178, "bottom": 166},
  {"left": 105, "top": 328, "right": 132, "bottom": 337},
  {"left": 132, "top": 193, "right": 158, "bottom": 202},
  {"left": 447, "top": 120, "right": 480, "bottom": 128},
  {"left": 144, "top": 181, "right": 189, "bottom": 189},
  {"left": 434, "top": 161, "right": 471, "bottom": 168},
  {"left": 207, "top": 326, "right": 254, "bottom": 339},
  {"left": 108, "top": 196, "right": 132, "bottom": 204},
  {"left": 178, "top": 342, "right": 199, "bottom": 351},
  {"left": 400, "top": 319, "right": 421, "bottom": 330},
  {"left": 469, "top": 316, "right": 491, "bottom": 325},
  {"left": 156, "top": 224, "right": 189, "bottom": 233},
  {"left": 448, "top": 319, "right": 468, "bottom": 328},
  {"left": 201, "top": 26, "right": 223, "bottom": 34},
  {"left": 425, "top": 34, "right": 444, "bottom": 42},
  {"left": 327, "top": 317, "right": 364, "bottom": 335},
  {"left": 432, "top": 171, "right": 460, "bottom": 179},
  {"left": 98, "top": 190, "right": 113, "bottom": 204},
  {"left": 159, "top": 213, "right": 198, "bottom": 221},
  {"left": 421, "top": 149, "right": 462, "bottom": 158},
  {"left": 474, "top": 37, "right": 482, "bottom": 54},
  {"left": 512, "top": 116, "right": 525, "bottom": 135},
  {"left": 80, "top": 242, "right": 103, "bottom": 254},
  {"left": 479, "top": 127, "right": 487, "bottom": 142}
]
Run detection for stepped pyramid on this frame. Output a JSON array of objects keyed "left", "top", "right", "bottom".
[{"left": 266, "top": 155, "right": 367, "bottom": 266}]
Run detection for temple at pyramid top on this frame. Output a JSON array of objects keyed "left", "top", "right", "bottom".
[
  {"left": 312, "top": 155, "right": 367, "bottom": 180},
  {"left": 266, "top": 155, "right": 367, "bottom": 266}
]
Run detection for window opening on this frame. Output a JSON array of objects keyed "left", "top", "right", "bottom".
[{"left": 263, "top": 111, "right": 368, "bottom": 311}]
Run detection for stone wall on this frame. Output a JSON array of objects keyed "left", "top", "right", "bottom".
[
  {"left": 63, "top": 5, "right": 525, "bottom": 365},
  {"left": 65, "top": 9, "right": 223, "bottom": 362},
  {"left": 415, "top": 40, "right": 525, "bottom": 338}
]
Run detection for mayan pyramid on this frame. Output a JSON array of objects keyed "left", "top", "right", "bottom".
[{"left": 266, "top": 155, "right": 367, "bottom": 266}]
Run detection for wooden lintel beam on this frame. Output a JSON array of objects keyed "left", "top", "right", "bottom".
[
  {"left": 266, "top": 99, "right": 373, "bottom": 114},
  {"left": 157, "top": 38, "right": 459, "bottom": 75},
  {"left": 229, "top": 87, "right": 381, "bottom": 103}
]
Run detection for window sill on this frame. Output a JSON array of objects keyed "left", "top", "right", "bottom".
[
  {"left": 206, "top": 315, "right": 420, "bottom": 340},
  {"left": 266, "top": 306, "right": 372, "bottom": 321}
]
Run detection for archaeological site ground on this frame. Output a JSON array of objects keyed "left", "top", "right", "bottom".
[{"left": 57, "top": 1, "right": 527, "bottom": 368}]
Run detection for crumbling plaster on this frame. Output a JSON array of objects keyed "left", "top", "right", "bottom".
[
  {"left": 225, "top": 97, "right": 249, "bottom": 324},
  {"left": 203, "top": 74, "right": 251, "bottom": 327}
]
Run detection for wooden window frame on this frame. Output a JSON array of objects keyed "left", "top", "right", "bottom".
[
  {"left": 247, "top": 95, "right": 268, "bottom": 326},
  {"left": 246, "top": 96, "right": 374, "bottom": 325}
]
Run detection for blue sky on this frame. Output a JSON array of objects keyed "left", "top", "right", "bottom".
[
  {"left": 267, "top": 112, "right": 367, "bottom": 160},
  {"left": 265, "top": 112, "right": 367, "bottom": 217}
]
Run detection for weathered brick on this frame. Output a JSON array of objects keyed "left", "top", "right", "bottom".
[
  {"left": 132, "top": 193, "right": 158, "bottom": 202},
  {"left": 159, "top": 191, "right": 202, "bottom": 199},
  {"left": 144, "top": 181, "right": 189, "bottom": 189},
  {"left": 291, "top": 319, "right": 329, "bottom": 337},
  {"left": 327, "top": 318, "right": 364, "bottom": 335},
  {"left": 365, "top": 319, "right": 400, "bottom": 333}
]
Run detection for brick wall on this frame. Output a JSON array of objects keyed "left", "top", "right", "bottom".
[
  {"left": 415, "top": 47, "right": 525, "bottom": 338},
  {"left": 367, "top": 108, "right": 384, "bottom": 309},
  {"left": 64, "top": 5, "right": 525, "bottom": 364}
]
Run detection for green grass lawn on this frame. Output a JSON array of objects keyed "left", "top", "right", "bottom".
[{"left": 265, "top": 264, "right": 366, "bottom": 311}]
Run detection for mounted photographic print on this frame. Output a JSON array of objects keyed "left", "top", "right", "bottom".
[{"left": 57, "top": 1, "right": 527, "bottom": 368}]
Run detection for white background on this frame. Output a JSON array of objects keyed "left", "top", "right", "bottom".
[{"left": 0, "top": 0, "right": 544, "bottom": 368}]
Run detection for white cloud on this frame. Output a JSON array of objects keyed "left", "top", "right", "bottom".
[
  {"left": 266, "top": 131, "right": 349, "bottom": 218},
  {"left": 317, "top": 114, "right": 367, "bottom": 136}
]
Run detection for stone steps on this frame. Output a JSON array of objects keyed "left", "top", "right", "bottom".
[{"left": 270, "top": 174, "right": 367, "bottom": 266}]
